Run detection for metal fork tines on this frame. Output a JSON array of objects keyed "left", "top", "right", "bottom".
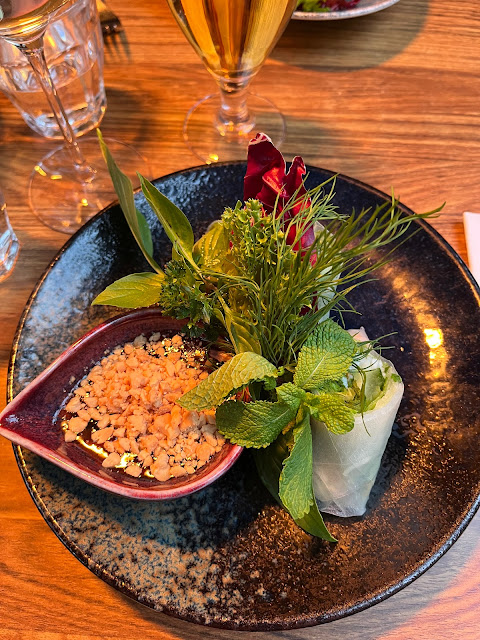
[{"left": 96, "top": 0, "right": 123, "bottom": 35}]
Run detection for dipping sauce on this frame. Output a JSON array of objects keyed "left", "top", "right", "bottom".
[{"left": 60, "top": 332, "right": 224, "bottom": 481}]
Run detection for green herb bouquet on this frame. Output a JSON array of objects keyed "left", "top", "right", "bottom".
[{"left": 94, "top": 131, "right": 437, "bottom": 540}]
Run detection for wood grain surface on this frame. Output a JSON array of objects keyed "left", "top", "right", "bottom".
[{"left": 0, "top": 1, "right": 479, "bottom": 638}]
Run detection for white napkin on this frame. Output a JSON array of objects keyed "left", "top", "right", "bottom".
[{"left": 463, "top": 212, "right": 480, "bottom": 284}]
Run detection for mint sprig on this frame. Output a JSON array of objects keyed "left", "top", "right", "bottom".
[
  {"left": 178, "top": 352, "right": 279, "bottom": 412},
  {"left": 294, "top": 319, "right": 356, "bottom": 389},
  {"left": 178, "top": 318, "right": 359, "bottom": 540}
]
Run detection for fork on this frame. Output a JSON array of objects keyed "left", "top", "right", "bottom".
[{"left": 96, "top": 0, "right": 123, "bottom": 35}]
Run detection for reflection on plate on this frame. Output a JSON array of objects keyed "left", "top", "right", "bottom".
[
  {"left": 9, "top": 163, "right": 480, "bottom": 630},
  {"left": 293, "top": 0, "right": 401, "bottom": 21}
]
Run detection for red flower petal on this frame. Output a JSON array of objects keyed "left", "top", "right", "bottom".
[
  {"left": 244, "top": 134, "right": 315, "bottom": 255},
  {"left": 244, "top": 133, "right": 285, "bottom": 202}
]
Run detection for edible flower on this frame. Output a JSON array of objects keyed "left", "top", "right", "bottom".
[{"left": 244, "top": 133, "right": 315, "bottom": 255}]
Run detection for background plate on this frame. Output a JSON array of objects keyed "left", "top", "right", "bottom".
[
  {"left": 9, "top": 163, "right": 480, "bottom": 630},
  {"left": 293, "top": 0, "right": 401, "bottom": 21}
]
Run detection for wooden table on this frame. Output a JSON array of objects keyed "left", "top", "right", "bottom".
[{"left": 1, "top": 0, "right": 479, "bottom": 638}]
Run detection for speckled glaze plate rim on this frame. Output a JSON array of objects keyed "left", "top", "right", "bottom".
[
  {"left": 8, "top": 161, "right": 480, "bottom": 630},
  {"left": 292, "top": 0, "right": 401, "bottom": 21}
]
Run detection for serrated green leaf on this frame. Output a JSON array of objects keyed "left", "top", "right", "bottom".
[
  {"left": 178, "top": 352, "right": 278, "bottom": 411},
  {"left": 216, "top": 400, "right": 296, "bottom": 448},
  {"left": 305, "top": 392, "right": 355, "bottom": 434},
  {"left": 92, "top": 272, "right": 165, "bottom": 308},
  {"left": 138, "top": 174, "right": 196, "bottom": 269},
  {"left": 193, "top": 220, "right": 229, "bottom": 270},
  {"left": 276, "top": 383, "right": 306, "bottom": 411},
  {"left": 254, "top": 431, "right": 336, "bottom": 541},
  {"left": 279, "top": 411, "right": 314, "bottom": 520},
  {"left": 97, "top": 130, "right": 162, "bottom": 275},
  {"left": 294, "top": 319, "right": 356, "bottom": 390}
]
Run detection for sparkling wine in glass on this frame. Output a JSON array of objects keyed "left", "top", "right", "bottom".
[
  {"left": 167, "top": 0, "right": 297, "bottom": 163},
  {"left": 0, "top": 0, "right": 148, "bottom": 234}
]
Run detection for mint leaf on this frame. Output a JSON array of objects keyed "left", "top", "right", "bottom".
[
  {"left": 97, "top": 130, "right": 162, "bottom": 275},
  {"left": 92, "top": 272, "right": 165, "bottom": 308},
  {"left": 276, "top": 383, "right": 306, "bottom": 411},
  {"left": 178, "top": 352, "right": 279, "bottom": 411},
  {"left": 216, "top": 400, "right": 296, "bottom": 448},
  {"left": 306, "top": 392, "right": 355, "bottom": 434},
  {"left": 279, "top": 409, "right": 314, "bottom": 520},
  {"left": 294, "top": 320, "right": 356, "bottom": 390},
  {"left": 138, "top": 175, "right": 196, "bottom": 268},
  {"left": 255, "top": 428, "right": 336, "bottom": 541},
  {"left": 193, "top": 221, "right": 229, "bottom": 270},
  {"left": 295, "top": 499, "right": 337, "bottom": 541}
]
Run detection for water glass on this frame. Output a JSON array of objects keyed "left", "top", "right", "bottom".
[
  {"left": 0, "top": 0, "right": 106, "bottom": 139},
  {"left": 0, "top": 188, "right": 19, "bottom": 282}
]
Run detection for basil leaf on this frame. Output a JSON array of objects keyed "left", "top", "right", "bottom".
[
  {"left": 138, "top": 175, "right": 196, "bottom": 268},
  {"left": 92, "top": 272, "right": 165, "bottom": 308},
  {"left": 279, "top": 410, "right": 314, "bottom": 520},
  {"left": 97, "top": 130, "right": 162, "bottom": 275}
]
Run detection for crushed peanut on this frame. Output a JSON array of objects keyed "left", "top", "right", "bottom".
[{"left": 62, "top": 333, "right": 224, "bottom": 481}]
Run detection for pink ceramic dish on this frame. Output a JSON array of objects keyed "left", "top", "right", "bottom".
[{"left": 0, "top": 308, "right": 243, "bottom": 499}]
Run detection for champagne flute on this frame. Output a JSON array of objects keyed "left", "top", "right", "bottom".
[
  {"left": 167, "top": 0, "right": 297, "bottom": 164},
  {"left": 0, "top": 0, "right": 147, "bottom": 234}
]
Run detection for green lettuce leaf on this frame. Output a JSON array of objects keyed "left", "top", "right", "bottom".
[
  {"left": 178, "top": 352, "right": 279, "bottom": 411},
  {"left": 219, "top": 297, "right": 261, "bottom": 354},
  {"left": 216, "top": 400, "right": 296, "bottom": 448},
  {"left": 92, "top": 272, "right": 165, "bottom": 308},
  {"left": 294, "top": 319, "right": 356, "bottom": 389}
]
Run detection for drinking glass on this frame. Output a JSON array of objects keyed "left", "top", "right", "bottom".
[
  {"left": 0, "top": 187, "right": 20, "bottom": 282},
  {"left": 0, "top": 0, "right": 148, "bottom": 234},
  {"left": 167, "top": 0, "right": 297, "bottom": 164},
  {"left": 0, "top": 0, "right": 106, "bottom": 139}
]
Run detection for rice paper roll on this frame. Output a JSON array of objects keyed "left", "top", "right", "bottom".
[{"left": 311, "top": 328, "right": 404, "bottom": 517}]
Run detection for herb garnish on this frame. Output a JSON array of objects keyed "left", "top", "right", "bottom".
[{"left": 94, "top": 130, "right": 439, "bottom": 540}]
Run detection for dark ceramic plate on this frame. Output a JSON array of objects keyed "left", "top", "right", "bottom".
[{"left": 9, "top": 163, "right": 480, "bottom": 631}]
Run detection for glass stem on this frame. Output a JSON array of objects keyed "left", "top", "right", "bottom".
[
  {"left": 215, "top": 79, "right": 255, "bottom": 138},
  {"left": 15, "top": 36, "right": 95, "bottom": 180}
]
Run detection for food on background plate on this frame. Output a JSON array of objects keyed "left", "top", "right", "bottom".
[
  {"left": 91, "top": 130, "right": 438, "bottom": 539},
  {"left": 296, "top": 0, "right": 361, "bottom": 12}
]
